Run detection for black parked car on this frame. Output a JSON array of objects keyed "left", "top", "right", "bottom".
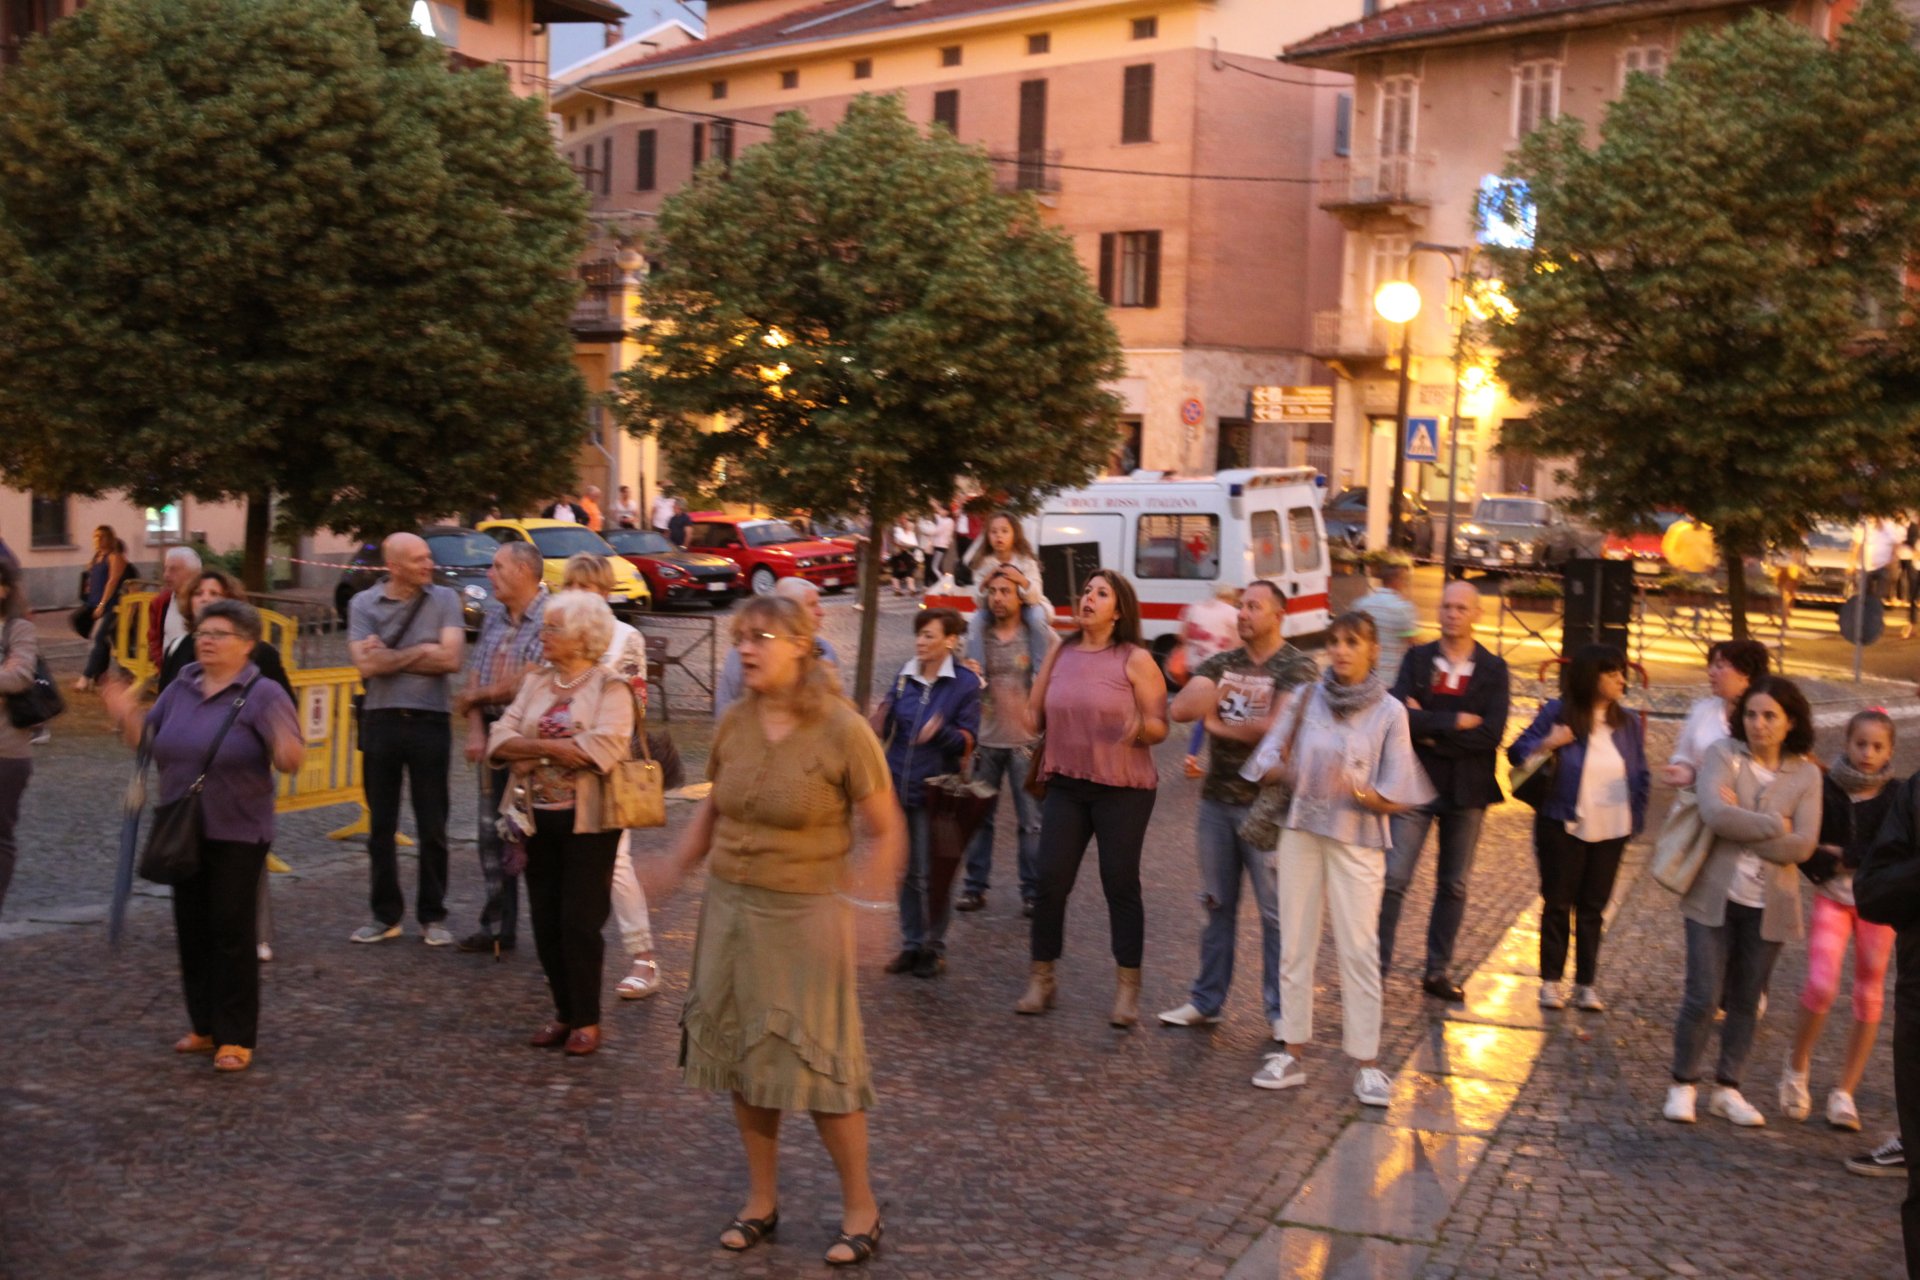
[
  {"left": 1452, "top": 495, "right": 1602, "bottom": 574},
  {"left": 1321, "top": 487, "right": 1435, "bottom": 557},
  {"left": 333, "top": 525, "right": 499, "bottom": 633}
]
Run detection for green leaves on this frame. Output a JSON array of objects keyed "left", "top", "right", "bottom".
[
  {"left": 1490, "top": 0, "right": 1920, "bottom": 574},
  {"left": 0, "top": 0, "right": 589, "bottom": 538}
]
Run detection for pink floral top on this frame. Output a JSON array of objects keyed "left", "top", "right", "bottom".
[{"left": 529, "top": 700, "right": 580, "bottom": 809}]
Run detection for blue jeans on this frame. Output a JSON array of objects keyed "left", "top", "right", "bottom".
[
  {"left": 1380, "top": 805, "right": 1486, "bottom": 980},
  {"left": 898, "top": 806, "right": 952, "bottom": 954},
  {"left": 472, "top": 764, "right": 520, "bottom": 943},
  {"left": 1188, "top": 798, "right": 1281, "bottom": 1022},
  {"left": 961, "top": 745, "right": 1041, "bottom": 900},
  {"left": 1672, "top": 904, "right": 1782, "bottom": 1087}
]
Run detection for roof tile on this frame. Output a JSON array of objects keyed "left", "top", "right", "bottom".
[
  {"left": 601, "top": 0, "right": 1049, "bottom": 75},
  {"left": 1286, "top": 0, "right": 1720, "bottom": 62}
]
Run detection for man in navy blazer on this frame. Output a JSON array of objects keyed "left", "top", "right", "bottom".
[{"left": 1381, "top": 580, "right": 1511, "bottom": 1003}]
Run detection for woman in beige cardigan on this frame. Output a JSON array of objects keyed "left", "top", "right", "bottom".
[
  {"left": 488, "top": 590, "right": 635, "bottom": 1057},
  {"left": 1666, "top": 675, "right": 1820, "bottom": 1127}
]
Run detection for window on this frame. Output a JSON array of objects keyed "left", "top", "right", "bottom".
[
  {"left": 1027, "top": 32, "right": 1049, "bottom": 55},
  {"left": 692, "top": 122, "right": 705, "bottom": 166},
  {"left": 1621, "top": 43, "right": 1667, "bottom": 84},
  {"left": 940, "top": 45, "right": 962, "bottom": 67},
  {"left": 1121, "top": 64, "right": 1153, "bottom": 143},
  {"left": 1286, "top": 507, "right": 1322, "bottom": 572},
  {"left": 1098, "top": 231, "right": 1161, "bottom": 307},
  {"left": 1136, "top": 514, "right": 1220, "bottom": 580},
  {"left": 465, "top": 0, "right": 492, "bottom": 19},
  {"left": 932, "top": 89, "right": 959, "bottom": 134},
  {"left": 1363, "top": 0, "right": 1381, "bottom": 13},
  {"left": 710, "top": 79, "right": 727, "bottom": 100},
  {"left": 29, "top": 494, "right": 68, "bottom": 548},
  {"left": 1377, "top": 74, "right": 1416, "bottom": 193},
  {"left": 852, "top": 57, "right": 872, "bottom": 80},
  {"left": 586, "top": 106, "right": 595, "bottom": 125},
  {"left": 1251, "top": 511, "right": 1284, "bottom": 578},
  {"left": 1513, "top": 60, "right": 1560, "bottom": 137},
  {"left": 641, "top": 90, "right": 657, "bottom": 108},
  {"left": 1108, "top": 418, "right": 1142, "bottom": 475},
  {"left": 1215, "top": 419, "right": 1250, "bottom": 471},
  {"left": 1131, "top": 15, "right": 1157, "bottom": 39},
  {"left": 636, "top": 128, "right": 657, "bottom": 190},
  {"left": 1333, "top": 92, "right": 1352, "bottom": 157},
  {"left": 781, "top": 68, "right": 799, "bottom": 89},
  {"left": 712, "top": 120, "right": 735, "bottom": 168},
  {"left": 565, "top": 115, "right": 577, "bottom": 133},
  {"left": 600, "top": 138, "right": 612, "bottom": 195},
  {"left": 145, "top": 502, "right": 184, "bottom": 545},
  {"left": 1017, "top": 78, "right": 1048, "bottom": 189}
]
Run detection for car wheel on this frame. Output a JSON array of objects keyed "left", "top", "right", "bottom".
[
  {"left": 824, "top": 584, "right": 847, "bottom": 595},
  {"left": 751, "top": 567, "right": 778, "bottom": 596}
]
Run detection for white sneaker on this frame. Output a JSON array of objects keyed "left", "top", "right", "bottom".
[
  {"left": 1709, "top": 1087, "right": 1766, "bottom": 1127},
  {"left": 422, "top": 924, "right": 454, "bottom": 947},
  {"left": 1572, "top": 984, "right": 1605, "bottom": 1012},
  {"left": 1354, "top": 1066, "right": 1393, "bottom": 1108},
  {"left": 1538, "top": 980, "right": 1567, "bottom": 1009},
  {"left": 256, "top": 942, "right": 273, "bottom": 963},
  {"left": 1663, "top": 1084, "right": 1698, "bottom": 1123},
  {"left": 1156, "top": 1002, "right": 1222, "bottom": 1027},
  {"left": 350, "top": 923, "right": 401, "bottom": 944},
  {"left": 1777, "top": 1066, "right": 1812, "bottom": 1120},
  {"left": 1827, "top": 1090, "right": 1862, "bottom": 1132},
  {"left": 1251, "top": 1051, "right": 1306, "bottom": 1091},
  {"left": 1270, "top": 1017, "right": 1285, "bottom": 1043}
]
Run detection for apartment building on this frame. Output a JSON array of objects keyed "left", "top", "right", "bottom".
[
  {"left": 0, "top": 0, "right": 624, "bottom": 603},
  {"left": 1284, "top": 0, "right": 1852, "bottom": 542},
  {"left": 552, "top": 0, "right": 1358, "bottom": 489}
]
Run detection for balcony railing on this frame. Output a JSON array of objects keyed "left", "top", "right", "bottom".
[
  {"left": 1310, "top": 308, "right": 1389, "bottom": 359},
  {"left": 995, "top": 149, "right": 1063, "bottom": 195},
  {"left": 1318, "top": 151, "right": 1435, "bottom": 212},
  {"left": 570, "top": 258, "right": 628, "bottom": 337}
]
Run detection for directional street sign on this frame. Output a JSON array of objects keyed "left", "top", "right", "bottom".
[{"left": 1405, "top": 416, "right": 1440, "bottom": 463}]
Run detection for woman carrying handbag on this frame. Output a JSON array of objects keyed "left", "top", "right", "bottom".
[
  {"left": 486, "top": 590, "right": 636, "bottom": 1058},
  {"left": 1508, "top": 644, "right": 1650, "bottom": 1014}
]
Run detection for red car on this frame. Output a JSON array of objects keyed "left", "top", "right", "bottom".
[
  {"left": 685, "top": 516, "right": 859, "bottom": 596},
  {"left": 603, "top": 527, "right": 746, "bottom": 608},
  {"left": 1603, "top": 511, "right": 1687, "bottom": 574}
]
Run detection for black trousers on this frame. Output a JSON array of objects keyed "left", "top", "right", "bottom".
[
  {"left": 361, "top": 710, "right": 451, "bottom": 927},
  {"left": 1894, "top": 932, "right": 1920, "bottom": 1278},
  {"left": 173, "top": 839, "right": 269, "bottom": 1048},
  {"left": 1029, "top": 775, "right": 1157, "bottom": 968},
  {"left": 1533, "top": 815, "right": 1626, "bottom": 986},
  {"left": 523, "top": 808, "right": 621, "bottom": 1027}
]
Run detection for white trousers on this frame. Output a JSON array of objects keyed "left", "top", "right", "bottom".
[
  {"left": 608, "top": 830, "right": 655, "bottom": 956},
  {"left": 1277, "top": 827, "right": 1385, "bottom": 1061}
]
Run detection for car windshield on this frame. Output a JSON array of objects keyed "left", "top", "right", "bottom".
[
  {"left": 606, "top": 530, "right": 676, "bottom": 556},
  {"left": 425, "top": 531, "right": 499, "bottom": 568},
  {"left": 1476, "top": 500, "right": 1548, "bottom": 524},
  {"left": 1806, "top": 523, "right": 1853, "bottom": 551},
  {"left": 742, "top": 521, "right": 806, "bottom": 548},
  {"left": 527, "top": 526, "right": 616, "bottom": 559}
]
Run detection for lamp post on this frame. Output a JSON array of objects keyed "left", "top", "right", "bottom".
[{"left": 1373, "top": 279, "right": 1421, "bottom": 553}]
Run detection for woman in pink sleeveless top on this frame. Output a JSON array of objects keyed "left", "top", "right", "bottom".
[{"left": 1016, "top": 569, "right": 1169, "bottom": 1026}]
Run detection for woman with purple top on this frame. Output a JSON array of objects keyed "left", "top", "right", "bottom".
[{"left": 104, "top": 598, "right": 302, "bottom": 1073}]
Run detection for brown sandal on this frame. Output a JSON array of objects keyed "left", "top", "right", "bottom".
[
  {"left": 174, "top": 1033, "right": 214, "bottom": 1054},
  {"left": 213, "top": 1046, "right": 252, "bottom": 1072}
]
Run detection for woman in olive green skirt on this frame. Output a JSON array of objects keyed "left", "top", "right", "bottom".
[{"left": 649, "top": 595, "right": 905, "bottom": 1267}]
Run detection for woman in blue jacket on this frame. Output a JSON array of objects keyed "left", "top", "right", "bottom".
[
  {"left": 878, "top": 608, "right": 982, "bottom": 980},
  {"left": 1509, "top": 644, "right": 1650, "bottom": 1013}
]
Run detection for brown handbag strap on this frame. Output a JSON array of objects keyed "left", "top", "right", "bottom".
[{"left": 618, "top": 675, "right": 653, "bottom": 763}]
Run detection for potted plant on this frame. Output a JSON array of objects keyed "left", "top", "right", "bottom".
[
  {"left": 1504, "top": 576, "right": 1564, "bottom": 613},
  {"left": 1653, "top": 572, "right": 1719, "bottom": 609}
]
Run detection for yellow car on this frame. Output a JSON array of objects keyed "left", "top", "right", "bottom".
[{"left": 477, "top": 519, "right": 652, "bottom": 616}]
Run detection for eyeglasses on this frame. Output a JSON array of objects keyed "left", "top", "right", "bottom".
[
  {"left": 737, "top": 630, "right": 800, "bottom": 645},
  {"left": 193, "top": 628, "right": 243, "bottom": 642}
]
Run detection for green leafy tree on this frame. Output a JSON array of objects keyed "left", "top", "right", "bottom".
[
  {"left": 1485, "top": 0, "right": 1920, "bottom": 635},
  {"left": 617, "top": 95, "right": 1123, "bottom": 703},
  {"left": 0, "top": 0, "right": 589, "bottom": 586}
]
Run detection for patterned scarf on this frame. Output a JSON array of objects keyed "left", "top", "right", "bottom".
[{"left": 1320, "top": 666, "right": 1386, "bottom": 719}]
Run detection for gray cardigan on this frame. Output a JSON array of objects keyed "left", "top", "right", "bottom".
[{"left": 1688, "top": 740, "right": 1819, "bottom": 942}]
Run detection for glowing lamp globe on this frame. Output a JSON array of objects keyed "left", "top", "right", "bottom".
[{"left": 1373, "top": 280, "right": 1423, "bottom": 325}]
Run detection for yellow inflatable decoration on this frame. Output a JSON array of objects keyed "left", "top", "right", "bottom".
[{"left": 1662, "top": 518, "right": 1718, "bottom": 574}]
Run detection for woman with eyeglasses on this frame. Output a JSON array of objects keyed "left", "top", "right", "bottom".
[
  {"left": 103, "top": 599, "right": 303, "bottom": 1073},
  {"left": 645, "top": 595, "right": 904, "bottom": 1267}
]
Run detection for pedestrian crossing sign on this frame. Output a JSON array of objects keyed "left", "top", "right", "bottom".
[{"left": 1405, "top": 417, "right": 1439, "bottom": 463}]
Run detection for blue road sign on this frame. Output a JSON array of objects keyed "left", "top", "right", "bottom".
[{"left": 1405, "top": 417, "right": 1439, "bottom": 463}]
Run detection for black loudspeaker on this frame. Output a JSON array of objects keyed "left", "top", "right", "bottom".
[{"left": 1561, "top": 557, "right": 1634, "bottom": 652}]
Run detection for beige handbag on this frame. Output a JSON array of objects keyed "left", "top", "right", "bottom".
[
  {"left": 598, "top": 682, "right": 666, "bottom": 830},
  {"left": 1649, "top": 786, "right": 1717, "bottom": 895}
]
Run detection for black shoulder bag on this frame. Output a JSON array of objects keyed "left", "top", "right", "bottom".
[
  {"left": 351, "top": 587, "right": 434, "bottom": 732},
  {"left": 2, "top": 619, "right": 65, "bottom": 729},
  {"left": 138, "top": 676, "right": 260, "bottom": 886}
]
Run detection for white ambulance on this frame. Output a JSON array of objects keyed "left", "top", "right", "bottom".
[{"left": 933, "top": 468, "right": 1332, "bottom": 653}]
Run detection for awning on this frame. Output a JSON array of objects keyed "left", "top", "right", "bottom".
[{"left": 534, "top": 0, "right": 627, "bottom": 23}]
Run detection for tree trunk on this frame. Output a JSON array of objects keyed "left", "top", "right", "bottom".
[
  {"left": 1723, "top": 541, "right": 1749, "bottom": 641},
  {"left": 242, "top": 492, "right": 272, "bottom": 594},
  {"left": 853, "top": 508, "right": 887, "bottom": 710}
]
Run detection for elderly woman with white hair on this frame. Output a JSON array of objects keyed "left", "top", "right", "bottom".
[{"left": 487, "top": 589, "right": 636, "bottom": 1057}]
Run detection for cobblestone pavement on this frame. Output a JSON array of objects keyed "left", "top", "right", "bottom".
[{"left": 2, "top": 600, "right": 1912, "bottom": 1278}]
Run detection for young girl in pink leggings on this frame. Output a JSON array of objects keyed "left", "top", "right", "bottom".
[{"left": 1780, "top": 709, "right": 1899, "bottom": 1130}]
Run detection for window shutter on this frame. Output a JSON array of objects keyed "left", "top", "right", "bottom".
[
  {"left": 637, "top": 129, "right": 656, "bottom": 190},
  {"left": 1121, "top": 65, "right": 1153, "bottom": 143},
  {"left": 692, "top": 122, "right": 705, "bottom": 165},
  {"left": 601, "top": 138, "right": 612, "bottom": 195},
  {"left": 1143, "top": 232, "right": 1161, "bottom": 308},
  {"left": 1334, "top": 93, "right": 1352, "bottom": 157},
  {"left": 1099, "top": 233, "right": 1116, "bottom": 304}
]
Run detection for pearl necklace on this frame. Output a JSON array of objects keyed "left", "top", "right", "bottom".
[{"left": 551, "top": 665, "right": 596, "bottom": 692}]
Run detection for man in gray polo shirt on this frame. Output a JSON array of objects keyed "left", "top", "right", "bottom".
[{"left": 347, "top": 532, "right": 465, "bottom": 945}]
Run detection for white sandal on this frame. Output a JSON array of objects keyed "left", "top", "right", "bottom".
[{"left": 617, "top": 957, "right": 661, "bottom": 1000}]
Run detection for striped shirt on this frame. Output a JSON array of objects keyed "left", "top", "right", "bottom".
[{"left": 465, "top": 589, "right": 548, "bottom": 721}]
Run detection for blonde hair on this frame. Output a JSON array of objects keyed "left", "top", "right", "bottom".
[
  {"left": 544, "top": 589, "right": 615, "bottom": 663},
  {"left": 729, "top": 595, "right": 843, "bottom": 717},
  {"left": 562, "top": 552, "right": 616, "bottom": 597}
]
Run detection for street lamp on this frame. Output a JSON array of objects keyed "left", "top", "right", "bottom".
[{"left": 1374, "top": 279, "right": 1423, "bottom": 552}]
